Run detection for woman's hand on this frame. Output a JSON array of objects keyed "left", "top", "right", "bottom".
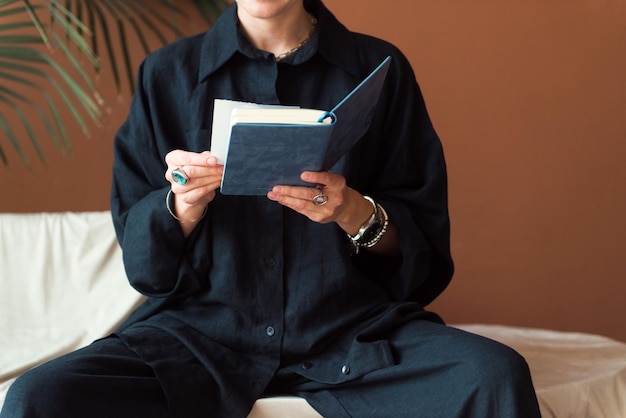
[
  {"left": 268, "top": 171, "right": 400, "bottom": 255},
  {"left": 267, "top": 171, "right": 373, "bottom": 236},
  {"left": 165, "top": 150, "right": 223, "bottom": 235}
]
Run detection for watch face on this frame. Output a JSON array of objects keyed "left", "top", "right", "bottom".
[{"left": 359, "top": 219, "right": 382, "bottom": 243}]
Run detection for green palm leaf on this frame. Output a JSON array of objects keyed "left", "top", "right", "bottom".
[
  {"left": 0, "top": 0, "right": 103, "bottom": 166},
  {"left": 65, "top": 0, "right": 227, "bottom": 93},
  {"left": 0, "top": 0, "right": 228, "bottom": 167},
  {"left": 192, "top": 0, "right": 229, "bottom": 25}
]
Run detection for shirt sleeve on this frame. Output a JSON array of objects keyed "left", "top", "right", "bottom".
[
  {"left": 110, "top": 56, "right": 212, "bottom": 299},
  {"left": 350, "top": 50, "right": 454, "bottom": 307}
]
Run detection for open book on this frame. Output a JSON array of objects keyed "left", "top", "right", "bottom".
[{"left": 210, "top": 56, "right": 391, "bottom": 195}]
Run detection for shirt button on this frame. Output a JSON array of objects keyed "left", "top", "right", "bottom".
[
  {"left": 266, "top": 326, "right": 276, "bottom": 337},
  {"left": 265, "top": 257, "right": 276, "bottom": 268},
  {"left": 302, "top": 361, "right": 313, "bottom": 370},
  {"left": 341, "top": 365, "right": 351, "bottom": 375}
]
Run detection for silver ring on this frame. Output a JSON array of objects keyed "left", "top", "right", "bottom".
[
  {"left": 312, "top": 193, "right": 329, "bottom": 206},
  {"left": 172, "top": 167, "right": 189, "bottom": 185}
]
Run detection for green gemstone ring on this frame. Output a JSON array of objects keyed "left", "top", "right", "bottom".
[{"left": 172, "top": 167, "right": 189, "bottom": 185}]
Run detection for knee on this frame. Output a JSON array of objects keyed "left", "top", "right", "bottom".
[
  {"left": 459, "top": 333, "right": 538, "bottom": 400},
  {"left": 455, "top": 330, "right": 531, "bottom": 384},
  {"left": 2, "top": 368, "right": 44, "bottom": 417},
  {"left": 1, "top": 363, "right": 77, "bottom": 417},
  {"left": 472, "top": 338, "right": 533, "bottom": 386}
]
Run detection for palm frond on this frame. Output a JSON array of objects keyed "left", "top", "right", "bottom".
[
  {"left": 65, "top": 0, "right": 218, "bottom": 93},
  {"left": 0, "top": 0, "right": 103, "bottom": 166},
  {"left": 0, "top": 0, "right": 229, "bottom": 167},
  {"left": 192, "top": 0, "right": 229, "bottom": 25},
  {"left": 0, "top": 72, "right": 64, "bottom": 153}
]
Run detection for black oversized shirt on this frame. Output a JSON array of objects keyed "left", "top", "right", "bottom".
[{"left": 110, "top": 1, "right": 453, "bottom": 415}]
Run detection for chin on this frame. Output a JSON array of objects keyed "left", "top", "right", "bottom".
[{"left": 236, "top": 0, "right": 303, "bottom": 20}]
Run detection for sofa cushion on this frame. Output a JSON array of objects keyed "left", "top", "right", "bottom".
[{"left": 0, "top": 212, "right": 145, "bottom": 404}]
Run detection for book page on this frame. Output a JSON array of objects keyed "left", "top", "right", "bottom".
[
  {"left": 210, "top": 99, "right": 265, "bottom": 164},
  {"left": 230, "top": 107, "right": 330, "bottom": 125}
]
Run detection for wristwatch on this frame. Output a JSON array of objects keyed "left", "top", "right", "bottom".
[{"left": 347, "top": 196, "right": 389, "bottom": 253}]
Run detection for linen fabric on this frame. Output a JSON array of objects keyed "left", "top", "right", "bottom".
[{"left": 1, "top": 1, "right": 541, "bottom": 417}]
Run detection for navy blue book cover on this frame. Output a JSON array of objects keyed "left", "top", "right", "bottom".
[{"left": 220, "top": 56, "right": 391, "bottom": 195}]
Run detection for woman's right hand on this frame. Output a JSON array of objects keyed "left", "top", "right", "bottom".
[{"left": 165, "top": 150, "right": 223, "bottom": 233}]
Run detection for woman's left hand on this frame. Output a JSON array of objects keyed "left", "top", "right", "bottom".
[{"left": 267, "top": 171, "right": 373, "bottom": 236}]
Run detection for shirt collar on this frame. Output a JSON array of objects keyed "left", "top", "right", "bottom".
[
  {"left": 198, "top": 0, "right": 362, "bottom": 82},
  {"left": 198, "top": 4, "right": 239, "bottom": 81}
]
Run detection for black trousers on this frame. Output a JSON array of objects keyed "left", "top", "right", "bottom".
[{"left": 1, "top": 321, "right": 541, "bottom": 418}]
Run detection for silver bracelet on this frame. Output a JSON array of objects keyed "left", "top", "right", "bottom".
[
  {"left": 359, "top": 203, "right": 389, "bottom": 249},
  {"left": 165, "top": 189, "right": 207, "bottom": 224},
  {"left": 348, "top": 196, "right": 377, "bottom": 242},
  {"left": 347, "top": 196, "right": 389, "bottom": 253}
]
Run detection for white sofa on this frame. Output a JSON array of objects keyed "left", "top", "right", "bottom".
[{"left": 1, "top": 211, "right": 625, "bottom": 417}]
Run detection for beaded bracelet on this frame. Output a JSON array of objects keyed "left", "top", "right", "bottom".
[
  {"left": 165, "top": 189, "right": 207, "bottom": 224},
  {"left": 347, "top": 196, "right": 389, "bottom": 254}
]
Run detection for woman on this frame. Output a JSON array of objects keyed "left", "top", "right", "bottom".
[{"left": 1, "top": 1, "right": 541, "bottom": 417}]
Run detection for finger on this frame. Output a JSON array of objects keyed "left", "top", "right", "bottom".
[
  {"left": 169, "top": 164, "right": 222, "bottom": 183},
  {"left": 269, "top": 185, "right": 334, "bottom": 215},
  {"left": 174, "top": 181, "right": 222, "bottom": 206},
  {"left": 165, "top": 150, "right": 217, "bottom": 168},
  {"left": 171, "top": 180, "right": 223, "bottom": 212},
  {"left": 270, "top": 185, "right": 322, "bottom": 203},
  {"left": 166, "top": 153, "right": 223, "bottom": 186},
  {"left": 170, "top": 172, "right": 223, "bottom": 194},
  {"left": 301, "top": 171, "right": 344, "bottom": 189}
]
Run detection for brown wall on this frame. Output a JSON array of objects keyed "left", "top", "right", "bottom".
[{"left": 2, "top": 1, "right": 625, "bottom": 341}]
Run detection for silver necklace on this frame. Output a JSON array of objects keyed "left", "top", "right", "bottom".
[{"left": 275, "top": 15, "right": 317, "bottom": 62}]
